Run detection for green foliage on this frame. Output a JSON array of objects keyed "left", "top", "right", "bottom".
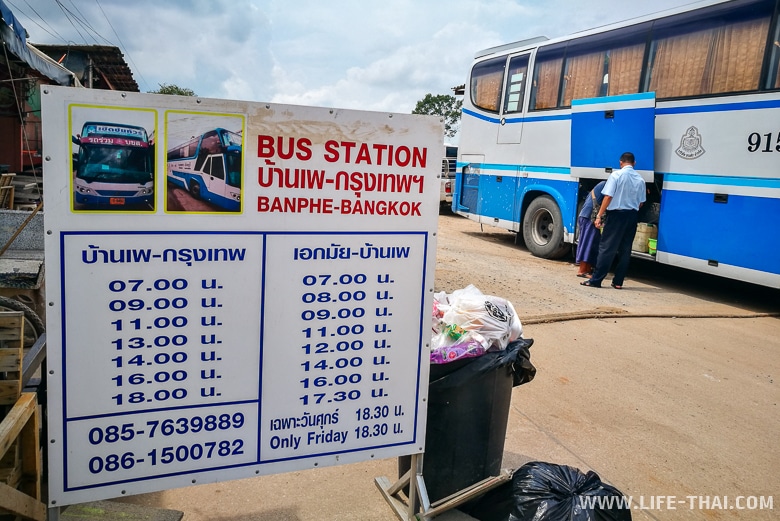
[
  {"left": 412, "top": 93, "right": 463, "bottom": 138},
  {"left": 148, "top": 83, "right": 197, "bottom": 96}
]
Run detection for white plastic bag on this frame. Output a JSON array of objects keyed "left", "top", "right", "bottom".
[{"left": 431, "top": 285, "right": 522, "bottom": 363}]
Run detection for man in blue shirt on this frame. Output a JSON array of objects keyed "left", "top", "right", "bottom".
[{"left": 581, "top": 152, "right": 646, "bottom": 289}]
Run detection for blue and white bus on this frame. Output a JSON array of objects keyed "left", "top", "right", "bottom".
[
  {"left": 72, "top": 122, "right": 154, "bottom": 210},
  {"left": 454, "top": 0, "right": 780, "bottom": 288},
  {"left": 166, "top": 128, "right": 242, "bottom": 212}
]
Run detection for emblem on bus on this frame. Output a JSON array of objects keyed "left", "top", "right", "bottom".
[{"left": 675, "top": 126, "right": 705, "bottom": 160}]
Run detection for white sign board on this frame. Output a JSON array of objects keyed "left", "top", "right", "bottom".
[{"left": 41, "top": 86, "right": 442, "bottom": 506}]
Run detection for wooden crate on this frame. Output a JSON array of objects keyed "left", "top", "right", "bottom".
[
  {"left": 0, "top": 393, "right": 43, "bottom": 521},
  {"left": 0, "top": 312, "right": 24, "bottom": 406},
  {"left": 0, "top": 312, "right": 43, "bottom": 521},
  {"left": 0, "top": 174, "right": 14, "bottom": 210}
]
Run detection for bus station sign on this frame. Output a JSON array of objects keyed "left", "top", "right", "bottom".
[{"left": 41, "top": 86, "right": 442, "bottom": 506}]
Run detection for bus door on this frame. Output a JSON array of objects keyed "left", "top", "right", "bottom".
[
  {"left": 457, "top": 155, "right": 483, "bottom": 214},
  {"left": 497, "top": 54, "right": 530, "bottom": 145},
  {"left": 570, "top": 92, "right": 655, "bottom": 182},
  {"left": 202, "top": 154, "right": 228, "bottom": 199},
  {"left": 497, "top": 54, "right": 531, "bottom": 222},
  {"left": 466, "top": 54, "right": 531, "bottom": 222}
]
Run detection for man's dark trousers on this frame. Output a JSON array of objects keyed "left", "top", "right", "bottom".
[{"left": 590, "top": 209, "right": 639, "bottom": 287}]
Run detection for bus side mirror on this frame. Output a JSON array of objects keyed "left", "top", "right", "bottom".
[{"left": 72, "top": 135, "right": 79, "bottom": 145}]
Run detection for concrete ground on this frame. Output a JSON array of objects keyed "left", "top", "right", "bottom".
[{"left": 88, "top": 212, "right": 778, "bottom": 520}]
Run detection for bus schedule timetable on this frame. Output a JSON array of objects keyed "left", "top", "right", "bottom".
[{"left": 49, "top": 230, "right": 428, "bottom": 504}]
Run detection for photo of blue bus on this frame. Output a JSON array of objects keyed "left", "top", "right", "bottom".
[
  {"left": 72, "top": 121, "right": 155, "bottom": 210},
  {"left": 166, "top": 127, "right": 242, "bottom": 212}
]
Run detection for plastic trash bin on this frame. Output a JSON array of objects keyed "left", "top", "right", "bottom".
[{"left": 399, "top": 338, "right": 535, "bottom": 504}]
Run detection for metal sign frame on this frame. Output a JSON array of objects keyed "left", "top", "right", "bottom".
[{"left": 41, "top": 86, "right": 442, "bottom": 507}]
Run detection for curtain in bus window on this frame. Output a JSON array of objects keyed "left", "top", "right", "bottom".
[
  {"left": 562, "top": 51, "right": 605, "bottom": 106},
  {"left": 706, "top": 17, "right": 769, "bottom": 94},
  {"left": 532, "top": 57, "right": 563, "bottom": 109},
  {"left": 648, "top": 30, "right": 711, "bottom": 98},
  {"left": 607, "top": 43, "right": 645, "bottom": 96},
  {"left": 648, "top": 15, "right": 769, "bottom": 98},
  {"left": 473, "top": 72, "right": 503, "bottom": 112},
  {"left": 201, "top": 132, "right": 221, "bottom": 155},
  {"left": 471, "top": 57, "right": 505, "bottom": 112}
]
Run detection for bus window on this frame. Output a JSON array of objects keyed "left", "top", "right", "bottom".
[
  {"left": 200, "top": 131, "right": 221, "bottom": 155},
  {"left": 562, "top": 50, "right": 606, "bottom": 105},
  {"left": 530, "top": 44, "right": 565, "bottom": 110},
  {"left": 226, "top": 154, "right": 241, "bottom": 188},
  {"left": 767, "top": 14, "right": 780, "bottom": 89},
  {"left": 503, "top": 55, "right": 530, "bottom": 114},
  {"left": 561, "top": 24, "right": 650, "bottom": 106},
  {"left": 222, "top": 130, "right": 242, "bottom": 148},
  {"left": 125, "top": 149, "right": 145, "bottom": 172},
  {"left": 606, "top": 42, "right": 646, "bottom": 96},
  {"left": 646, "top": 1, "right": 773, "bottom": 98},
  {"left": 168, "top": 137, "right": 198, "bottom": 161},
  {"left": 207, "top": 156, "right": 225, "bottom": 181},
  {"left": 470, "top": 56, "right": 506, "bottom": 113}
]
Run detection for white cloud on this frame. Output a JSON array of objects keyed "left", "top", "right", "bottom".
[{"left": 13, "top": 0, "right": 694, "bottom": 113}]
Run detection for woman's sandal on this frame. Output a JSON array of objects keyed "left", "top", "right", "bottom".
[
  {"left": 580, "top": 280, "right": 601, "bottom": 287},
  {"left": 611, "top": 283, "right": 623, "bottom": 289}
]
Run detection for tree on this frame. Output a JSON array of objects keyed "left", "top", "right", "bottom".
[
  {"left": 412, "top": 93, "right": 462, "bottom": 138},
  {"left": 148, "top": 83, "right": 196, "bottom": 96}
]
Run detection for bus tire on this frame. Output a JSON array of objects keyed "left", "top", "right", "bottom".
[
  {"left": 522, "top": 195, "right": 570, "bottom": 259},
  {"left": 0, "top": 296, "right": 45, "bottom": 348},
  {"left": 189, "top": 180, "right": 201, "bottom": 199}
]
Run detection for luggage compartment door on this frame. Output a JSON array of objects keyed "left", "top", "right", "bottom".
[{"left": 570, "top": 92, "right": 655, "bottom": 182}]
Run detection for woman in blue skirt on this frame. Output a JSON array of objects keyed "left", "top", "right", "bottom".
[{"left": 575, "top": 181, "right": 606, "bottom": 277}]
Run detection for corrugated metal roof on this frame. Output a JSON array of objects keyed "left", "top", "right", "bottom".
[{"left": 32, "top": 44, "right": 138, "bottom": 92}]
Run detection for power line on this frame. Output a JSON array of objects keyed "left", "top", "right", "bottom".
[
  {"left": 66, "top": 0, "right": 93, "bottom": 31},
  {"left": 53, "top": 0, "right": 89, "bottom": 43},
  {"left": 7, "top": 0, "right": 66, "bottom": 42},
  {"left": 55, "top": 0, "right": 115, "bottom": 45},
  {"left": 94, "top": 0, "right": 150, "bottom": 91},
  {"left": 10, "top": 0, "right": 151, "bottom": 92},
  {"left": 64, "top": 0, "right": 114, "bottom": 45}
]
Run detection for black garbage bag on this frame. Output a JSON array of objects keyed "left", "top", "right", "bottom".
[
  {"left": 463, "top": 461, "right": 631, "bottom": 521},
  {"left": 510, "top": 462, "right": 631, "bottom": 520},
  {"left": 430, "top": 337, "right": 536, "bottom": 389}
]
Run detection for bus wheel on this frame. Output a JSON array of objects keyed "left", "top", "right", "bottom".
[
  {"left": 522, "top": 195, "right": 570, "bottom": 259},
  {"left": 189, "top": 181, "right": 201, "bottom": 199},
  {"left": 0, "top": 296, "right": 45, "bottom": 348}
]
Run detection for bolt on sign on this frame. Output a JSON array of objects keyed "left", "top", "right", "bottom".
[{"left": 41, "top": 86, "right": 442, "bottom": 506}]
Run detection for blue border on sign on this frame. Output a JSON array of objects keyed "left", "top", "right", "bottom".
[{"left": 58, "top": 229, "right": 430, "bottom": 491}]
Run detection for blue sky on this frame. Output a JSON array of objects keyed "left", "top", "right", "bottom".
[{"left": 11, "top": 0, "right": 696, "bottom": 112}]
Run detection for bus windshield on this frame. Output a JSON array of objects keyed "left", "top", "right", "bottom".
[
  {"left": 78, "top": 145, "right": 153, "bottom": 184},
  {"left": 223, "top": 130, "right": 242, "bottom": 148}
]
